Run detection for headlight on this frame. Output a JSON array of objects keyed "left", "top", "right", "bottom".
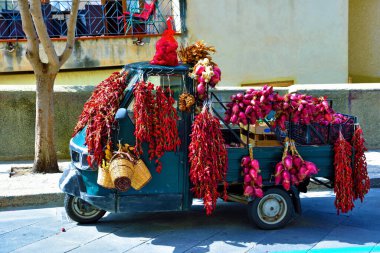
[{"left": 69, "top": 139, "right": 92, "bottom": 170}]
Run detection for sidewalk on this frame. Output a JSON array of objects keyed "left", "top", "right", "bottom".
[
  {"left": 0, "top": 161, "right": 70, "bottom": 208},
  {"left": 0, "top": 151, "right": 379, "bottom": 209}
]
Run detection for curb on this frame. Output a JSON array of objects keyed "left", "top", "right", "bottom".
[{"left": 0, "top": 193, "right": 64, "bottom": 209}]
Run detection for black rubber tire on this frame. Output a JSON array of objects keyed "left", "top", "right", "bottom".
[
  {"left": 64, "top": 194, "right": 106, "bottom": 224},
  {"left": 247, "top": 188, "right": 294, "bottom": 230}
]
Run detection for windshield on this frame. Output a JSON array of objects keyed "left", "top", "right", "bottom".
[
  {"left": 126, "top": 74, "right": 184, "bottom": 124},
  {"left": 124, "top": 69, "right": 143, "bottom": 93}
]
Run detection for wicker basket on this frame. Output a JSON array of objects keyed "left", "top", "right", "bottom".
[
  {"left": 97, "top": 166, "right": 115, "bottom": 189},
  {"left": 131, "top": 159, "right": 152, "bottom": 190},
  {"left": 109, "top": 155, "right": 134, "bottom": 192}
]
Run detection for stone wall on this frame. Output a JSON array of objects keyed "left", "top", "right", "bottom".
[
  {"left": 0, "top": 86, "right": 93, "bottom": 160},
  {"left": 0, "top": 84, "right": 379, "bottom": 161}
]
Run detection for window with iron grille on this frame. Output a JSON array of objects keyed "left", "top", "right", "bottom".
[{"left": 0, "top": 0, "right": 184, "bottom": 40}]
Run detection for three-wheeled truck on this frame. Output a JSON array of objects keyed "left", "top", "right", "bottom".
[{"left": 59, "top": 62, "right": 356, "bottom": 229}]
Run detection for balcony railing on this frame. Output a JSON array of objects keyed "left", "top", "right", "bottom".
[{"left": 0, "top": 0, "right": 183, "bottom": 39}]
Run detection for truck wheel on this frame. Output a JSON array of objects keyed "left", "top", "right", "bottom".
[
  {"left": 247, "top": 188, "right": 294, "bottom": 230},
  {"left": 64, "top": 194, "right": 106, "bottom": 224}
]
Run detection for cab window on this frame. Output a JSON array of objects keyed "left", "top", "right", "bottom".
[{"left": 127, "top": 74, "right": 185, "bottom": 124}]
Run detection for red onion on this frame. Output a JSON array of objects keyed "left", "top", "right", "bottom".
[
  {"left": 238, "top": 112, "right": 246, "bottom": 120},
  {"left": 298, "top": 165, "right": 308, "bottom": 181},
  {"left": 249, "top": 168, "right": 258, "bottom": 179},
  {"left": 256, "top": 175, "right": 263, "bottom": 187},
  {"left": 195, "top": 65, "right": 205, "bottom": 76},
  {"left": 245, "top": 106, "right": 253, "bottom": 115},
  {"left": 244, "top": 94, "right": 253, "bottom": 100},
  {"left": 291, "top": 174, "right": 299, "bottom": 185},
  {"left": 275, "top": 162, "right": 284, "bottom": 176},
  {"left": 244, "top": 174, "right": 252, "bottom": 183},
  {"left": 197, "top": 83, "right": 205, "bottom": 94},
  {"left": 275, "top": 174, "right": 282, "bottom": 185},
  {"left": 305, "top": 161, "right": 318, "bottom": 175},
  {"left": 282, "top": 170, "right": 291, "bottom": 181},
  {"left": 254, "top": 187, "right": 264, "bottom": 198},
  {"left": 293, "top": 156, "right": 302, "bottom": 169},
  {"left": 244, "top": 185, "right": 254, "bottom": 196},
  {"left": 232, "top": 104, "right": 240, "bottom": 114},
  {"left": 236, "top": 93, "right": 244, "bottom": 101},
  {"left": 224, "top": 115, "right": 230, "bottom": 124},
  {"left": 230, "top": 114, "right": 238, "bottom": 124},
  {"left": 251, "top": 159, "right": 260, "bottom": 170},
  {"left": 241, "top": 156, "right": 250, "bottom": 166},
  {"left": 284, "top": 155, "right": 293, "bottom": 169}
]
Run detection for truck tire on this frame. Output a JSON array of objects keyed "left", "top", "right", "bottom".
[
  {"left": 247, "top": 188, "right": 294, "bottom": 230},
  {"left": 64, "top": 194, "right": 106, "bottom": 224}
]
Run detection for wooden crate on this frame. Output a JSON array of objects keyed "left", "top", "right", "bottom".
[
  {"left": 239, "top": 122, "right": 274, "bottom": 135},
  {"left": 240, "top": 132, "right": 282, "bottom": 147}
]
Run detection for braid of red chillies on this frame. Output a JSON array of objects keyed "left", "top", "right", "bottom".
[
  {"left": 73, "top": 71, "right": 128, "bottom": 166},
  {"left": 152, "top": 87, "right": 181, "bottom": 172},
  {"left": 352, "top": 125, "right": 370, "bottom": 202},
  {"left": 188, "top": 106, "right": 228, "bottom": 215},
  {"left": 333, "top": 131, "right": 355, "bottom": 214},
  {"left": 134, "top": 81, "right": 155, "bottom": 156},
  {"left": 134, "top": 82, "right": 180, "bottom": 173}
]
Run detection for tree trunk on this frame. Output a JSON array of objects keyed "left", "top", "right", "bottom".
[{"left": 33, "top": 73, "right": 59, "bottom": 173}]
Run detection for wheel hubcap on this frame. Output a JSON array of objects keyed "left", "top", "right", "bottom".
[
  {"left": 258, "top": 193, "right": 287, "bottom": 225},
  {"left": 72, "top": 197, "right": 101, "bottom": 219}
]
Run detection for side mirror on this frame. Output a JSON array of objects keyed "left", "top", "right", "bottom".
[{"left": 115, "top": 108, "right": 127, "bottom": 121}]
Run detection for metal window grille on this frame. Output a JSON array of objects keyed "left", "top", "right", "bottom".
[{"left": 0, "top": 0, "right": 184, "bottom": 39}]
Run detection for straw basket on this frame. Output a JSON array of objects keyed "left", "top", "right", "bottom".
[
  {"left": 109, "top": 155, "right": 134, "bottom": 192},
  {"left": 97, "top": 166, "right": 115, "bottom": 189},
  {"left": 131, "top": 159, "right": 152, "bottom": 190}
]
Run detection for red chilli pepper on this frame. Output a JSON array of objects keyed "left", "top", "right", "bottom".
[
  {"left": 188, "top": 106, "right": 228, "bottom": 215},
  {"left": 73, "top": 71, "right": 128, "bottom": 165},
  {"left": 351, "top": 125, "right": 370, "bottom": 202},
  {"left": 334, "top": 131, "right": 354, "bottom": 214}
]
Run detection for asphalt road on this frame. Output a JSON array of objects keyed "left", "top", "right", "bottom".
[{"left": 1, "top": 189, "right": 380, "bottom": 253}]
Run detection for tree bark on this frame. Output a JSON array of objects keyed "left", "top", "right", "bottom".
[
  {"left": 18, "top": 0, "right": 79, "bottom": 173},
  {"left": 33, "top": 73, "right": 59, "bottom": 173}
]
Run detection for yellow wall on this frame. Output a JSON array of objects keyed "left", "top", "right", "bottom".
[
  {"left": 0, "top": 36, "right": 160, "bottom": 73},
  {"left": 349, "top": 0, "right": 380, "bottom": 83},
  {"left": 185, "top": 0, "right": 349, "bottom": 86},
  {"left": 0, "top": 1, "right": 350, "bottom": 86},
  {"left": 0, "top": 68, "right": 122, "bottom": 86}
]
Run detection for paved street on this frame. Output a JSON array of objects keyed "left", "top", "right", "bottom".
[{"left": 1, "top": 189, "right": 380, "bottom": 253}]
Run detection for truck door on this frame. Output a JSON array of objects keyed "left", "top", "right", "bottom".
[{"left": 116, "top": 73, "right": 187, "bottom": 202}]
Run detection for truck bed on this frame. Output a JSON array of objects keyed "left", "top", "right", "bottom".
[{"left": 225, "top": 145, "right": 334, "bottom": 183}]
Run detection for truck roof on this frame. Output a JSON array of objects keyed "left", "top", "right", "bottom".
[{"left": 124, "top": 61, "right": 190, "bottom": 74}]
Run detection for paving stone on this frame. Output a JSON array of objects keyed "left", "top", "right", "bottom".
[
  {"left": 187, "top": 225, "right": 270, "bottom": 253},
  {"left": 249, "top": 226, "right": 328, "bottom": 253},
  {"left": 312, "top": 225, "right": 379, "bottom": 250},
  {"left": 53, "top": 223, "right": 120, "bottom": 244},
  {"left": 0, "top": 224, "right": 57, "bottom": 252},
  {"left": 67, "top": 222, "right": 171, "bottom": 253},
  {"left": 10, "top": 236, "right": 80, "bottom": 253}
]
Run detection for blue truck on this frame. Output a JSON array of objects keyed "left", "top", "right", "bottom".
[{"left": 59, "top": 62, "right": 355, "bottom": 229}]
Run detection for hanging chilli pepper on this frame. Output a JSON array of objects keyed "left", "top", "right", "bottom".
[
  {"left": 334, "top": 131, "right": 354, "bottom": 214},
  {"left": 73, "top": 71, "right": 128, "bottom": 166},
  {"left": 352, "top": 125, "right": 370, "bottom": 202},
  {"left": 134, "top": 81, "right": 155, "bottom": 156},
  {"left": 188, "top": 105, "right": 228, "bottom": 215},
  {"left": 134, "top": 82, "right": 180, "bottom": 173}
]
